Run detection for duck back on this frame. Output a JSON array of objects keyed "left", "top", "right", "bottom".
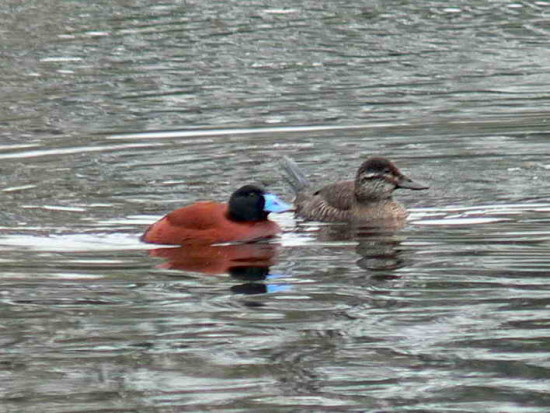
[
  {"left": 295, "top": 181, "right": 354, "bottom": 222},
  {"left": 295, "top": 181, "right": 407, "bottom": 222},
  {"left": 142, "top": 202, "right": 281, "bottom": 245}
]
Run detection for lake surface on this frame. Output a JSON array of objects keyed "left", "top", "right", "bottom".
[{"left": 1, "top": 1, "right": 550, "bottom": 412}]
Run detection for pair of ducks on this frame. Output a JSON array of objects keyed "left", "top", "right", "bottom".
[{"left": 142, "top": 157, "right": 428, "bottom": 245}]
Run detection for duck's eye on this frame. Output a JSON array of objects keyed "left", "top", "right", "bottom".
[{"left": 383, "top": 168, "right": 391, "bottom": 174}]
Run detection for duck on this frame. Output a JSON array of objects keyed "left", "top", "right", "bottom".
[
  {"left": 281, "top": 156, "right": 428, "bottom": 223},
  {"left": 141, "top": 184, "right": 291, "bottom": 245}
]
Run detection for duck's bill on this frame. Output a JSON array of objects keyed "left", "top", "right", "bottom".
[
  {"left": 263, "top": 193, "right": 293, "bottom": 213},
  {"left": 397, "top": 177, "right": 429, "bottom": 190}
]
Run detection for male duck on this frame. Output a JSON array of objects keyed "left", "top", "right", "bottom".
[
  {"left": 281, "top": 156, "right": 428, "bottom": 223},
  {"left": 142, "top": 184, "right": 291, "bottom": 245}
]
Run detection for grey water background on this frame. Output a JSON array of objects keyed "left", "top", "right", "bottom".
[{"left": 1, "top": 0, "right": 550, "bottom": 411}]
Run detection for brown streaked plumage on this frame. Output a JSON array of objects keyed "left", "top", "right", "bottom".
[{"left": 281, "top": 156, "right": 428, "bottom": 223}]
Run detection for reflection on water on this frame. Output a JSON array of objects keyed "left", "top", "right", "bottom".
[
  {"left": 307, "top": 223, "right": 407, "bottom": 272},
  {"left": 355, "top": 230, "right": 405, "bottom": 273},
  {"left": 150, "top": 243, "right": 279, "bottom": 274},
  {"left": 149, "top": 242, "right": 289, "bottom": 295}
]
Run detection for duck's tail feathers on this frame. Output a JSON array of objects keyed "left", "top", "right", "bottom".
[{"left": 280, "top": 156, "right": 310, "bottom": 194}]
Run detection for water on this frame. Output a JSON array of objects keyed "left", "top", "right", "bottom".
[{"left": 1, "top": 0, "right": 550, "bottom": 411}]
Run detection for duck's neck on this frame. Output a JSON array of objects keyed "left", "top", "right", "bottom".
[
  {"left": 227, "top": 206, "right": 268, "bottom": 222},
  {"left": 354, "top": 191, "right": 393, "bottom": 204},
  {"left": 354, "top": 178, "right": 395, "bottom": 204}
]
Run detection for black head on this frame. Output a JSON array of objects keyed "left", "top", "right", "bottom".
[{"left": 228, "top": 185, "right": 269, "bottom": 222}]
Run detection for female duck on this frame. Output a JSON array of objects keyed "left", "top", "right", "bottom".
[
  {"left": 281, "top": 156, "right": 428, "bottom": 223},
  {"left": 142, "top": 184, "right": 291, "bottom": 245}
]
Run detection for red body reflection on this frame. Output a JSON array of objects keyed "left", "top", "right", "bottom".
[{"left": 150, "top": 242, "right": 279, "bottom": 275}]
